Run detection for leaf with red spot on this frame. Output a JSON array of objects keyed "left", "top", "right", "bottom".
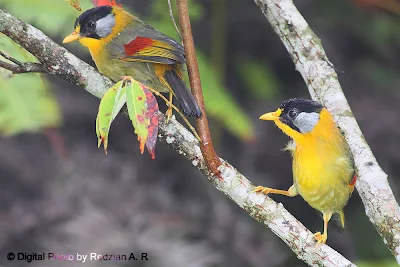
[
  {"left": 91, "top": 0, "right": 122, "bottom": 7},
  {"left": 96, "top": 81, "right": 126, "bottom": 154},
  {"left": 126, "top": 80, "right": 149, "bottom": 155},
  {"left": 141, "top": 85, "right": 159, "bottom": 159}
]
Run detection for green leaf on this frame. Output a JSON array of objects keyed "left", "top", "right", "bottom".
[
  {"left": 95, "top": 81, "right": 125, "bottom": 154},
  {"left": 125, "top": 80, "right": 149, "bottom": 154},
  {"left": 110, "top": 83, "right": 126, "bottom": 122},
  {"left": 0, "top": 39, "right": 61, "bottom": 136}
]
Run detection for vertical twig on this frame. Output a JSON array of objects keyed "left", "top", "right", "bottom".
[
  {"left": 167, "top": 0, "right": 182, "bottom": 40},
  {"left": 175, "top": 0, "right": 222, "bottom": 176}
]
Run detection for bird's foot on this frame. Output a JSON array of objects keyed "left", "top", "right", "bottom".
[
  {"left": 165, "top": 106, "right": 173, "bottom": 123},
  {"left": 313, "top": 232, "right": 327, "bottom": 246},
  {"left": 253, "top": 186, "right": 273, "bottom": 195}
]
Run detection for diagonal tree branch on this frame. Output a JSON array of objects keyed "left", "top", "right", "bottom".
[
  {"left": 253, "top": 0, "right": 400, "bottom": 262},
  {"left": 175, "top": 0, "right": 222, "bottom": 176},
  {"left": 0, "top": 8, "right": 355, "bottom": 266}
]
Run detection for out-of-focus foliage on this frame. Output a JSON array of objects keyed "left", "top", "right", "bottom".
[
  {"left": 356, "top": 260, "right": 399, "bottom": 267},
  {"left": 236, "top": 57, "right": 280, "bottom": 99},
  {"left": 350, "top": 0, "right": 400, "bottom": 15},
  {"left": 356, "top": 59, "right": 400, "bottom": 89},
  {"left": 0, "top": 38, "right": 61, "bottom": 136},
  {"left": 0, "top": 0, "right": 93, "bottom": 36},
  {"left": 0, "top": 0, "right": 96, "bottom": 136},
  {"left": 314, "top": 0, "right": 400, "bottom": 94}
]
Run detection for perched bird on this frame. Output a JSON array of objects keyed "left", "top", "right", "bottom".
[
  {"left": 63, "top": 5, "right": 201, "bottom": 118},
  {"left": 254, "top": 98, "right": 356, "bottom": 244}
]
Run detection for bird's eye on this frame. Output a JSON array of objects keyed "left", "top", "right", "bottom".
[
  {"left": 89, "top": 21, "right": 96, "bottom": 28},
  {"left": 288, "top": 109, "right": 297, "bottom": 119}
]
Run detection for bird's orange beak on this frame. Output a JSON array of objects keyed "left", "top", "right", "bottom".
[
  {"left": 63, "top": 31, "right": 81, "bottom": 44},
  {"left": 259, "top": 108, "right": 282, "bottom": 121}
]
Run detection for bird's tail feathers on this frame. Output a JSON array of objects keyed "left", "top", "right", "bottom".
[
  {"left": 339, "top": 209, "right": 345, "bottom": 230},
  {"left": 330, "top": 210, "right": 346, "bottom": 232},
  {"left": 163, "top": 69, "right": 201, "bottom": 117}
]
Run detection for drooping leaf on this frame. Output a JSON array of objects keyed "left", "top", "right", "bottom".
[
  {"left": 95, "top": 81, "right": 125, "bottom": 154},
  {"left": 125, "top": 80, "right": 149, "bottom": 155},
  {"left": 91, "top": 0, "right": 122, "bottom": 7},
  {"left": 141, "top": 85, "right": 159, "bottom": 159},
  {"left": 110, "top": 84, "right": 127, "bottom": 122},
  {"left": 0, "top": 38, "right": 61, "bottom": 136}
]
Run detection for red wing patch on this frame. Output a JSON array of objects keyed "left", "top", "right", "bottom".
[
  {"left": 91, "top": 0, "right": 122, "bottom": 7},
  {"left": 124, "top": 37, "right": 155, "bottom": 56},
  {"left": 349, "top": 174, "right": 357, "bottom": 187}
]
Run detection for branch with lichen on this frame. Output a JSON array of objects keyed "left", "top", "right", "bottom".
[
  {"left": 253, "top": 0, "right": 400, "bottom": 262},
  {"left": 0, "top": 8, "right": 356, "bottom": 266}
]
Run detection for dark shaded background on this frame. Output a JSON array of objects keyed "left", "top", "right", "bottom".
[{"left": 0, "top": 0, "right": 400, "bottom": 266}]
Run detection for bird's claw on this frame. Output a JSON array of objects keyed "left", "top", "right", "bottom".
[
  {"left": 165, "top": 107, "right": 173, "bottom": 123},
  {"left": 253, "top": 186, "right": 272, "bottom": 195},
  {"left": 313, "top": 232, "right": 327, "bottom": 246}
]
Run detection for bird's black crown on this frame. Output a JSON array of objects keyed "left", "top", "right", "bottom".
[
  {"left": 278, "top": 98, "right": 323, "bottom": 132},
  {"left": 74, "top": 6, "right": 113, "bottom": 39},
  {"left": 280, "top": 98, "right": 323, "bottom": 116}
]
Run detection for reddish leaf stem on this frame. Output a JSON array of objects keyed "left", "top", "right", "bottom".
[{"left": 175, "top": 0, "right": 222, "bottom": 176}]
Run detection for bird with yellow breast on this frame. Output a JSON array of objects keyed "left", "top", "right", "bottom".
[
  {"left": 254, "top": 98, "right": 356, "bottom": 244},
  {"left": 63, "top": 5, "right": 201, "bottom": 119}
]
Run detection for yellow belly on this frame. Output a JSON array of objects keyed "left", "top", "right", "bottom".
[{"left": 292, "top": 140, "right": 353, "bottom": 213}]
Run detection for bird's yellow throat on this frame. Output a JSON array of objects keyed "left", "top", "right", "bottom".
[
  {"left": 77, "top": 7, "right": 133, "bottom": 58},
  {"left": 268, "top": 108, "right": 340, "bottom": 146}
]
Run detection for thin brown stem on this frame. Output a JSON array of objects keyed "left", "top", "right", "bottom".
[{"left": 175, "top": 0, "right": 222, "bottom": 176}]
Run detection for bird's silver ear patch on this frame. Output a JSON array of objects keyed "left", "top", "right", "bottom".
[
  {"left": 293, "top": 112, "right": 320, "bottom": 133},
  {"left": 95, "top": 14, "right": 115, "bottom": 38}
]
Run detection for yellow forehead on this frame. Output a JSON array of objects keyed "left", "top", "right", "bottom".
[{"left": 75, "top": 25, "right": 81, "bottom": 34}]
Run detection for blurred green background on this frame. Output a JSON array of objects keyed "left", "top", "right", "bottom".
[{"left": 0, "top": 0, "right": 399, "bottom": 266}]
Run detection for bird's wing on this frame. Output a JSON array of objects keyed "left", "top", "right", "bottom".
[{"left": 111, "top": 19, "right": 185, "bottom": 65}]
